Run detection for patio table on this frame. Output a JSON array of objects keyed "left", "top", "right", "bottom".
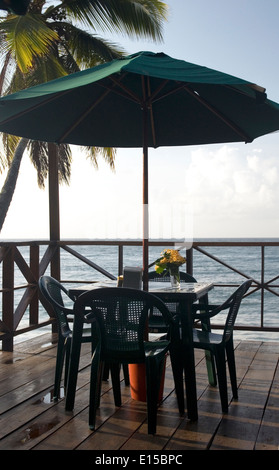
[
  {"left": 148, "top": 281, "right": 214, "bottom": 420},
  {"left": 66, "top": 281, "right": 214, "bottom": 421}
]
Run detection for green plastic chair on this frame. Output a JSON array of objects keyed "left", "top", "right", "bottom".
[
  {"left": 192, "top": 279, "right": 252, "bottom": 412},
  {"left": 39, "top": 276, "right": 129, "bottom": 400},
  {"left": 39, "top": 275, "right": 95, "bottom": 400},
  {"left": 68, "top": 287, "right": 181, "bottom": 434}
]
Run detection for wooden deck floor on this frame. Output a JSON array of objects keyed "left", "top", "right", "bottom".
[{"left": 0, "top": 333, "right": 279, "bottom": 452}]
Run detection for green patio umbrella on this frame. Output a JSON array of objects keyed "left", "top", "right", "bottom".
[{"left": 1, "top": 51, "right": 279, "bottom": 288}]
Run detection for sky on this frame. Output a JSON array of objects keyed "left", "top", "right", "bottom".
[{"left": 1, "top": 0, "right": 279, "bottom": 241}]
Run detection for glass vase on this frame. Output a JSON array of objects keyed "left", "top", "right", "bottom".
[{"left": 169, "top": 266, "right": 180, "bottom": 290}]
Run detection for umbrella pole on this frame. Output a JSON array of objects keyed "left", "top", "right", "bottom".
[{"left": 142, "top": 102, "right": 149, "bottom": 291}]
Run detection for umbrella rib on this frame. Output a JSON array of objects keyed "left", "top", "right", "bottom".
[
  {"left": 57, "top": 88, "right": 111, "bottom": 143},
  {"left": 0, "top": 89, "right": 71, "bottom": 127},
  {"left": 183, "top": 85, "right": 252, "bottom": 142},
  {"left": 107, "top": 74, "right": 162, "bottom": 147},
  {"left": 149, "top": 81, "right": 185, "bottom": 104},
  {"left": 58, "top": 76, "right": 143, "bottom": 143},
  {"left": 108, "top": 75, "right": 141, "bottom": 104},
  {"left": 148, "top": 79, "right": 170, "bottom": 103}
]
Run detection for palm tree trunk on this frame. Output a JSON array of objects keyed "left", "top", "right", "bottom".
[{"left": 0, "top": 137, "right": 28, "bottom": 232}]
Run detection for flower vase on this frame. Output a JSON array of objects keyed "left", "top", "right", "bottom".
[{"left": 169, "top": 266, "right": 180, "bottom": 290}]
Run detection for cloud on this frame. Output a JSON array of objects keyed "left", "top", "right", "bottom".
[
  {"left": 183, "top": 145, "right": 279, "bottom": 236},
  {"left": 1, "top": 143, "right": 278, "bottom": 240}
]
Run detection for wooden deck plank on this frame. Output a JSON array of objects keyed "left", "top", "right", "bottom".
[
  {"left": 79, "top": 369, "right": 183, "bottom": 451},
  {"left": 254, "top": 344, "right": 279, "bottom": 450},
  {"left": 165, "top": 341, "right": 263, "bottom": 451},
  {"left": 0, "top": 334, "right": 279, "bottom": 451},
  {"left": 210, "top": 342, "right": 279, "bottom": 450},
  {"left": 33, "top": 384, "right": 133, "bottom": 450}
]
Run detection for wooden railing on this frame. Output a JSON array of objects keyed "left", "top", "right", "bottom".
[{"left": 1, "top": 239, "right": 279, "bottom": 351}]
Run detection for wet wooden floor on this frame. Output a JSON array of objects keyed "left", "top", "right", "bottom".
[{"left": 0, "top": 333, "right": 279, "bottom": 451}]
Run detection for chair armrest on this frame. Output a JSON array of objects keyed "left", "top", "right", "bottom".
[{"left": 192, "top": 303, "right": 223, "bottom": 320}]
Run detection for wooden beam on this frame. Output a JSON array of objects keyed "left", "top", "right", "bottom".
[
  {"left": 2, "top": 246, "right": 14, "bottom": 351},
  {"left": 48, "top": 143, "right": 60, "bottom": 281},
  {"left": 48, "top": 143, "right": 60, "bottom": 242}
]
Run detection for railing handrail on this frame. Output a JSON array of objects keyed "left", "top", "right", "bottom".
[{"left": 1, "top": 238, "right": 279, "bottom": 351}]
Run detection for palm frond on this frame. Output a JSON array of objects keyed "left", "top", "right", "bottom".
[
  {"left": 85, "top": 146, "right": 116, "bottom": 169},
  {"left": 52, "top": 21, "right": 124, "bottom": 67},
  {"left": 0, "top": 133, "right": 20, "bottom": 171},
  {"left": 91, "top": 0, "right": 168, "bottom": 40},
  {"left": 27, "top": 140, "right": 49, "bottom": 188},
  {"left": 3, "top": 13, "right": 59, "bottom": 72},
  {"left": 0, "top": 154, "right": 5, "bottom": 174},
  {"left": 4, "top": 49, "right": 69, "bottom": 94},
  {"left": 0, "top": 0, "right": 168, "bottom": 192},
  {"left": 30, "top": 53, "right": 69, "bottom": 83},
  {"left": 0, "top": 51, "right": 13, "bottom": 95},
  {"left": 4, "top": 63, "right": 29, "bottom": 93},
  {"left": 50, "top": 0, "right": 168, "bottom": 41},
  {"left": 57, "top": 143, "right": 72, "bottom": 184},
  {"left": 1, "top": 133, "right": 21, "bottom": 164},
  {"left": 27, "top": 140, "right": 72, "bottom": 188}
]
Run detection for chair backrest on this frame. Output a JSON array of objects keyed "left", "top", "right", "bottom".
[
  {"left": 74, "top": 287, "right": 174, "bottom": 363},
  {"left": 213, "top": 279, "right": 252, "bottom": 343},
  {"left": 148, "top": 270, "right": 197, "bottom": 283},
  {"left": 39, "top": 275, "right": 72, "bottom": 337}
]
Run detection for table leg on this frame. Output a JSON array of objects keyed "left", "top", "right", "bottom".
[{"left": 181, "top": 298, "right": 198, "bottom": 421}]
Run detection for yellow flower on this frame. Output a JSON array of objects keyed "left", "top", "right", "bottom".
[{"left": 154, "top": 249, "right": 186, "bottom": 272}]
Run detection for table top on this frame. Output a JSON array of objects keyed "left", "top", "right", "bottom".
[
  {"left": 149, "top": 281, "right": 213, "bottom": 301},
  {"left": 69, "top": 280, "right": 214, "bottom": 301}
]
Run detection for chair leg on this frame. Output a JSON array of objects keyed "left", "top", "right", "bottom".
[
  {"left": 122, "top": 363, "right": 130, "bottom": 385},
  {"left": 65, "top": 321, "right": 83, "bottom": 411},
  {"left": 63, "top": 338, "right": 72, "bottom": 394},
  {"left": 54, "top": 336, "right": 67, "bottom": 400},
  {"left": 226, "top": 338, "right": 238, "bottom": 399},
  {"left": 102, "top": 362, "right": 110, "bottom": 381},
  {"left": 145, "top": 356, "right": 162, "bottom": 435},
  {"left": 95, "top": 361, "right": 104, "bottom": 409},
  {"left": 204, "top": 350, "right": 217, "bottom": 386},
  {"left": 110, "top": 363, "right": 122, "bottom": 407},
  {"left": 89, "top": 343, "right": 102, "bottom": 430},
  {"left": 215, "top": 346, "right": 229, "bottom": 413},
  {"left": 201, "top": 318, "right": 217, "bottom": 386}
]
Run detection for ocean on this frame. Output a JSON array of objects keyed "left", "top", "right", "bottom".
[{"left": 7, "top": 240, "right": 279, "bottom": 343}]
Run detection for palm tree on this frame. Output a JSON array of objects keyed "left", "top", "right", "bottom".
[{"left": 0, "top": 0, "right": 168, "bottom": 231}]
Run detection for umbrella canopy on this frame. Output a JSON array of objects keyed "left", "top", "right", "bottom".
[
  {"left": 1, "top": 51, "right": 279, "bottom": 146},
  {"left": 1, "top": 51, "right": 279, "bottom": 287}
]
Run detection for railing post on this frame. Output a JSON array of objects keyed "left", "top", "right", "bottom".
[
  {"left": 2, "top": 246, "right": 14, "bottom": 351},
  {"left": 118, "top": 245, "right": 123, "bottom": 276},
  {"left": 186, "top": 247, "right": 193, "bottom": 275},
  {"left": 261, "top": 245, "right": 264, "bottom": 328},
  {"left": 30, "top": 244, "right": 39, "bottom": 326}
]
